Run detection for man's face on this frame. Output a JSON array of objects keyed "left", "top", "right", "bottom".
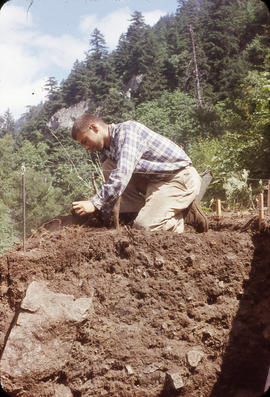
[{"left": 76, "top": 127, "right": 104, "bottom": 152}]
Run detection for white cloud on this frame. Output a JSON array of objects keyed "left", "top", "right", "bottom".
[
  {"left": 2, "top": 77, "right": 48, "bottom": 119},
  {"left": 79, "top": 7, "right": 166, "bottom": 50},
  {"left": 33, "top": 34, "right": 86, "bottom": 70},
  {"left": 144, "top": 10, "right": 167, "bottom": 26},
  {"left": 0, "top": 5, "right": 87, "bottom": 120}
]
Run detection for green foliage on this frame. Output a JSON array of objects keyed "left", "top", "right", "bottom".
[
  {"left": 223, "top": 170, "right": 255, "bottom": 210},
  {"left": 129, "top": 90, "right": 200, "bottom": 149},
  {"left": 0, "top": 109, "right": 15, "bottom": 137},
  {"left": 0, "top": 199, "right": 18, "bottom": 255},
  {"left": 189, "top": 67, "right": 270, "bottom": 206},
  {"left": 62, "top": 60, "right": 90, "bottom": 106}
]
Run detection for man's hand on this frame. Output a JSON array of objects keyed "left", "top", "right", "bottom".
[{"left": 72, "top": 200, "right": 96, "bottom": 216}]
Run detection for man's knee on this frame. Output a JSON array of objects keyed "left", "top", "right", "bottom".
[{"left": 133, "top": 214, "right": 149, "bottom": 230}]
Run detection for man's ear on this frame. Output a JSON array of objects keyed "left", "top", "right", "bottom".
[{"left": 89, "top": 123, "right": 99, "bottom": 134}]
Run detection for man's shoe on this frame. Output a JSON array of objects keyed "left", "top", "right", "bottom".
[{"left": 184, "top": 200, "right": 209, "bottom": 233}]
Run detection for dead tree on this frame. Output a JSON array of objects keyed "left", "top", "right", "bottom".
[{"left": 188, "top": 24, "right": 203, "bottom": 107}]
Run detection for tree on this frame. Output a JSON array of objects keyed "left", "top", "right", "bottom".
[
  {"left": 113, "top": 11, "right": 166, "bottom": 103},
  {"left": 0, "top": 109, "right": 15, "bottom": 137},
  {"left": 85, "top": 29, "right": 116, "bottom": 105},
  {"left": 62, "top": 60, "right": 89, "bottom": 106},
  {"left": 44, "top": 77, "right": 58, "bottom": 97}
]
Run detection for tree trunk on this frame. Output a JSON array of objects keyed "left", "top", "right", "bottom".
[{"left": 188, "top": 24, "right": 203, "bottom": 107}]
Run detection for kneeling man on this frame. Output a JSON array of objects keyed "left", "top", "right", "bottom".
[{"left": 71, "top": 114, "right": 208, "bottom": 233}]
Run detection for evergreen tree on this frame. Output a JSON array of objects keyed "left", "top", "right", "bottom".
[
  {"left": 134, "top": 26, "right": 166, "bottom": 102},
  {"left": 86, "top": 28, "right": 115, "bottom": 104},
  {"left": 114, "top": 11, "right": 166, "bottom": 103},
  {"left": 154, "top": 15, "right": 181, "bottom": 91},
  {"left": 62, "top": 60, "right": 89, "bottom": 106},
  {"left": 198, "top": 0, "right": 269, "bottom": 100},
  {"left": 114, "top": 12, "right": 150, "bottom": 84},
  {"left": 44, "top": 76, "right": 58, "bottom": 97},
  {"left": 0, "top": 109, "right": 15, "bottom": 137},
  {"left": 43, "top": 77, "right": 64, "bottom": 117}
]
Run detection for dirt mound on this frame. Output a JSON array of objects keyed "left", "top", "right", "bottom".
[{"left": 0, "top": 214, "right": 270, "bottom": 397}]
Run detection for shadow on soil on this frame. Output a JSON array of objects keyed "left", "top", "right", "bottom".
[{"left": 210, "top": 231, "right": 270, "bottom": 397}]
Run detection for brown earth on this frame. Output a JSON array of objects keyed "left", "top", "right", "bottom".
[{"left": 0, "top": 213, "right": 270, "bottom": 397}]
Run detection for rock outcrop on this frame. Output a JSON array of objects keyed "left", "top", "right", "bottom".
[
  {"left": 46, "top": 100, "right": 92, "bottom": 130},
  {"left": 1, "top": 281, "right": 93, "bottom": 396}
]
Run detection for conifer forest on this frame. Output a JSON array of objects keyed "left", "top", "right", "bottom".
[{"left": 0, "top": 0, "right": 269, "bottom": 254}]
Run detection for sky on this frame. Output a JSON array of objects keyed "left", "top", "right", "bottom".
[{"left": 0, "top": 0, "right": 179, "bottom": 120}]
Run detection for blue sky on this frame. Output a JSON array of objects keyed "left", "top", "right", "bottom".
[{"left": 0, "top": 0, "right": 179, "bottom": 119}]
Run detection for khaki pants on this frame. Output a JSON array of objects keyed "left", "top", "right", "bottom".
[{"left": 102, "top": 158, "right": 201, "bottom": 234}]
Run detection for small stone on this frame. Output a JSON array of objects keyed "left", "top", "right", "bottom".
[
  {"left": 218, "top": 281, "right": 225, "bottom": 288},
  {"left": 54, "top": 384, "right": 73, "bottom": 397},
  {"left": 186, "top": 254, "right": 196, "bottom": 265},
  {"left": 187, "top": 350, "right": 203, "bottom": 368},
  {"left": 143, "top": 363, "right": 162, "bottom": 374},
  {"left": 224, "top": 254, "right": 237, "bottom": 266},
  {"left": 154, "top": 254, "right": 165, "bottom": 268},
  {"left": 125, "top": 365, "right": 134, "bottom": 375},
  {"left": 165, "top": 371, "right": 184, "bottom": 391}
]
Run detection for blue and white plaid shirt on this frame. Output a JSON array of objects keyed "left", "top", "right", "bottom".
[{"left": 91, "top": 120, "right": 191, "bottom": 213}]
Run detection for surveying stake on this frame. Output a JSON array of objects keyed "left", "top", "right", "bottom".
[{"left": 21, "top": 163, "right": 26, "bottom": 252}]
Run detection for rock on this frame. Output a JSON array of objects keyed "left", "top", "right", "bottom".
[
  {"left": 47, "top": 100, "right": 92, "bottom": 130},
  {"left": 143, "top": 362, "right": 163, "bottom": 374},
  {"left": 165, "top": 371, "right": 184, "bottom": 391},
  {"left": 126, "top": 74, "right": 144, "bottom": 92},
  {"left": 154, "top": 253, "right": 165, "bottom": 268},
  {"left": 218, "top": 280, "right": 225, "bottom": 288},
  {"left": 224, "top": 253, "right": 237, "bottom": 266},
  {"left": 186, "top": 253, "right": 196, "bottom": 265},
  {"left": 125, "top": 364, "right": 134, "bottom": 375},
  {"left": 187, "top": 349, "right": 204, "bottom": 368},
  {"left": 54, "top": 384, "right": 73, "bottom": 397},
  {"left": 0, "top": 281, "right": 93, "bottom": 396}
]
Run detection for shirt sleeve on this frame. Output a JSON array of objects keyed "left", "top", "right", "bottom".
[{"left": 91, "top": 125, "right": 145, "bottom": 213}]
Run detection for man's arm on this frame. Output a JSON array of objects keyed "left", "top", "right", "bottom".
[{"left": 91, "top": 126, "right": 145, "bottom": 212}]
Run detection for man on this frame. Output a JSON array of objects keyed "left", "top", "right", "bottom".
[{"left": 71, "top": 114, "right": 208, "bottom": 233}]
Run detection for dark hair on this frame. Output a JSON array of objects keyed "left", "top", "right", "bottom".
[{"left": 71, "top": 114, "right": 106, "bottom": 140}]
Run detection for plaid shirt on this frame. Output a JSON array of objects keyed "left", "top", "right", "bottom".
[{"left": 91, "top": 120, "right": 191, "bottom": 213}]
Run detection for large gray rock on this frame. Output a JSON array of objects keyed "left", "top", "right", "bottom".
[
  {"left": 0, "top": 281, "right": 93, "bottom": 396},
  {"left": 47, "top": 100, "right": 92, "bottom": 130}
]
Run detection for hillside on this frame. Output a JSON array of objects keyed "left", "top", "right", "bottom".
[{"left": 1, "top": 214, "right": 270, "bottom": 396}]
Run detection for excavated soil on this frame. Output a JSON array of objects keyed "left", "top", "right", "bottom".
[{"left": 0, "top": 213, "right": 270, "bottom": 397}]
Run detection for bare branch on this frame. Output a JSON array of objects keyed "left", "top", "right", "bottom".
[{"left": 0, "top": 0, "right": 10, "bottom": 11}]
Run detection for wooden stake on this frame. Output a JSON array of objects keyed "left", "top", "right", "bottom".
[
  {"left": 268, "top": 180, "right": 270, "bottom": 215},
  {"left": 21, "top": 163, "right": 26, "bottom": 252},
  {"left": 258, "top": 193, "right": 264, "bottom": 231},
  {"left": 216, "top": 199, "right": 222, "bottom": 219}
]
